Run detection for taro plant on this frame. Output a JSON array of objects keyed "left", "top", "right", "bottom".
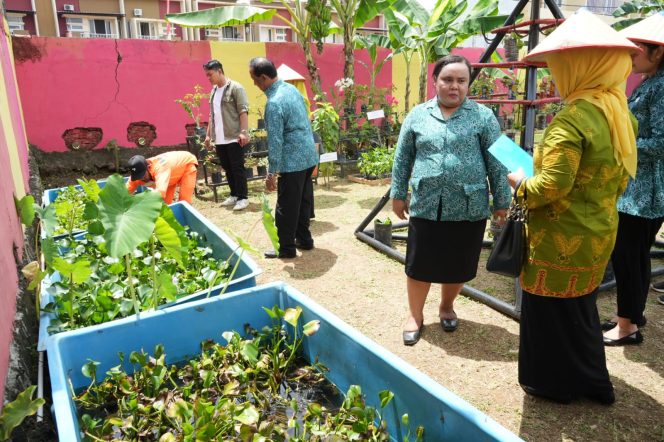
[{"left": 41, "top": 174, "right": 241, "bottom": 333}]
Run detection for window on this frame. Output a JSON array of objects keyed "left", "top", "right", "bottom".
[
  {"left": 206, "top": 26, "right": 244, "bottom": 41},
  {"left": 7, "top": 15, "right": 25, "bottom": 34},
  {"left": 158, "top": 22, "right": 177, "bottom": 38},
  {"left": 259, "top": 26, "right": 287, "bottom": 42},
  {"left": 137, "top": 21, "right": 159, "bottom": 39},
  {"left": 66, "top": 17, "right": 84, "bottom": 33},
  {"left": 89, "top": 19, "right": 113, "bottom": 38}
]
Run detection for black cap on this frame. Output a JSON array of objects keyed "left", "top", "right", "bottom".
[{"left": 128, "top": 155, "right": 148, "bottom": 181}]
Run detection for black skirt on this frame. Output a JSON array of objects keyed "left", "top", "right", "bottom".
[
  {"left": 519, "top": 289, "right": 613, "bottom": 398},
  {"left": 405, "top": 217, "right": 486, "bottom": 283}
]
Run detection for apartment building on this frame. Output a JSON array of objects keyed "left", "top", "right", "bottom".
[{"left": 4, "top": 0, "right": 386, "bottom": 42}]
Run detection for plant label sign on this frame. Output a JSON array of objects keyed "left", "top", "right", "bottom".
[
  {"left": 366, "top": 109, "right": 385, "bottom": 120},
  {"left": 320, "top": 152, "right": 338, "bottom": 163}
]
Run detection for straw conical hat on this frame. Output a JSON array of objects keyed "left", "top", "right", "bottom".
[
  {"left": 277, "top": 64, "right": 306, "bottom": 82},
  {"left": 522, "top": 9, "right": 639, "bottom": 64},
  {"left": 620, "top": 11, "right": 664, "bottom": 46}
]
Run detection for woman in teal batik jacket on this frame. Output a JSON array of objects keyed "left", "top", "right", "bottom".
[
  {"left": 603, "top": 14, "right": 664, "bottom": 346},
  {"left": 391, "top": 55, "right": 511, "bottom": 346}
]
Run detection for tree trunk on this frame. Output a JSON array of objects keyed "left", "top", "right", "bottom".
[
  {"left": 301, "top": 38, "right": 325, "bottom": 101},
  {"left": 418, "top": 53, "right": 428, "bottom": 104},
  {"left": 404, "top": 53, "right": 413, "bottom": 113},
  {"left": 342, "top": 22, "right": 356, "bottom": 128}
]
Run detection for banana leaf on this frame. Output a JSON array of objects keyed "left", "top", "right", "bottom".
[{"left": 165, "top": 6, "right": 277, "bottom": 28}]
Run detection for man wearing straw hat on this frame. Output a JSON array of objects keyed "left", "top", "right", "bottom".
[
  {"left": 602, "top": 11, "right": 664, "bottom": 344},
  {"left": 506, "top": 10, "right": 639, "bottom": 405}
]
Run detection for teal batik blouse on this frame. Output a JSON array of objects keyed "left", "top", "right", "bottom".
[
  {"left": 264, "top": 80, "right": 318, "bottom": 174},
  {"left": 617, "top": 68, "right": 664, "bottom": 219},
  {"left": 390, "top": 98, "right": 511, "bottom": 221}
]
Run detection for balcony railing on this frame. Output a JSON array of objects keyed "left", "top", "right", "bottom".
[{"left": 86, "top": 32, "right": 119, "bottom": 39}]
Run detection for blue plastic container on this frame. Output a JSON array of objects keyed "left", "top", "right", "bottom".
[
  {"left": 42, "top": 177, "right": 147, "bottom": 206},
  {"left": 37, "top": 201, "right": 261, "bottom": 351},
  {"left": 47, "top": 282, "right": 521, "bottom": 442}
]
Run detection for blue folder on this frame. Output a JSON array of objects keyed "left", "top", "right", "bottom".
[{"left": 488, "top": 135, "right": 534, "bottom": 177}]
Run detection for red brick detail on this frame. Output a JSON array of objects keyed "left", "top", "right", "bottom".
[
  {"left": 127, "top": 121, "right": 157, "bottom": 147},
  {"left": 61, "top": 127, "right": 103, "bottom": 151}
]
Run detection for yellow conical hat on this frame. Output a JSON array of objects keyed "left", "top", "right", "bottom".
[
  {"left": 522, "top": 9, "right": 639, "bottom": 65},
  {"left": 620, "top": 11, "right": 664, "bottom": 46}
]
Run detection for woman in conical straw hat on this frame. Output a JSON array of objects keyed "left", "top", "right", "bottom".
[
  {"left": 602, "top": 11, "right": 664, "bottom": 343},
  {"left": 506, "top": 9, "right": 639, "bottom": 405}
]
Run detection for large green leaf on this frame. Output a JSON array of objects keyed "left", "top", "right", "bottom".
[
  {"left": 35, "top": 205, "right": 57, "bottom": 237},
  {"left": 0, "top": 386, "right": 45, "bottom": 440},
  {"left": 14, "top": 195, "right": 35, "bottom": 226},
  {"left": 97, "top": 174, "right": 163, "bottom": 259},
  {"left": 52, "top": 257, "right": 92, "bottom": 285},
  {"left": 166, "top": 6, "right": 277, "bottom": 27},
  {"left": 154, "top": 216, "right": 184, "bottom": 268}
]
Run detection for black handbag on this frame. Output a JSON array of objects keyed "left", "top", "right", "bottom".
[{"left": 486, "top": 181, "right": 527, "bottom": 277}]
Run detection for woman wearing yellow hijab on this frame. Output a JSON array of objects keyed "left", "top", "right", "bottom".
[{"left": 507, "top": 11, "right": 638, "bottom": 405}]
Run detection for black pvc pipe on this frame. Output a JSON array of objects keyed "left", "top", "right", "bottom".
[
  {"left": 461, "top": 284, "right": 520, "bottom": 320},
  {"left": 599, "top": 266, "right": 664, "bottom": 292}
]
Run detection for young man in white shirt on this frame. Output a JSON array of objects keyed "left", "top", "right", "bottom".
[{"left": 203, "top": 59, "right": 251, "bottom": 211}]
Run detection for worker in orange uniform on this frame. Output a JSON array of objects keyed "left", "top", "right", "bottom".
[{"left": 127, "top": 151, "right": 198, "bottom": 204}]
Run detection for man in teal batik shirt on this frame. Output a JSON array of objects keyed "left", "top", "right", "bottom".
[{"left": 249, "top": 57, "right": 318, "bottom": 259}]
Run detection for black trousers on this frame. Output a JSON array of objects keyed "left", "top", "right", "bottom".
[
  {"left": 276, "top": 166, "right": 315, "bottom": 255},
  {"left": 215, "top": 142, "right": 247, "bottom": 200},
  {"left": 611, "top": 212, "right": 664, "bottom": 323}
]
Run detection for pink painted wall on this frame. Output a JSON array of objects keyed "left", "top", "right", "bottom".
[
  {"left": 15, "top": 38, "right": 398, "bottom": 152},
  {"left": 0, "top": 20, "right": 30, "bottom": 404},
  {"left": 16, "top": 37, "right": 213, "bottom": 152},
  {"left": 6, "top": 0, "right": 33, "bottom": 10}
]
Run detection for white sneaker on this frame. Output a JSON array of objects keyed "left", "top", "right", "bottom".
[
  {"left": 220, "top": 196, "right": 238, "bottom": 207},
  {"left": 233, "top": 199, "right": 249, "bottom": 211}
]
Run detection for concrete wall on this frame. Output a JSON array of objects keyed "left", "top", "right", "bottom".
[
  {"left": 0, "top": 15, "right": 31, "bottom": 405},
  {"left": 14, "top": 37, "right": 400, "bottom": 152}
]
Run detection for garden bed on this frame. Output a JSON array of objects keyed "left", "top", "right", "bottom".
[
  {"left": 47, "top": 282, "right": 520, "bottom": 441},
  {"left": 347, "top": 173, "right": 392, "bottom": 186}
]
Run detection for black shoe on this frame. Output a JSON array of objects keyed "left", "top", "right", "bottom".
[
  {"left": 603, "top": 330, "right": 643, "bottom": 346},
  {"left": 583, "top": 390, "right": 615, "bottom": 406},
  {"left": 264, "top": 250, "right": 297, "bottom": 259},
  {"left": 658, "top": 294, "right": 664, "bottom": 305},
  {"left": 521, "top": 385, "right": 573, "bottom": 404},
  {"left": 651, "top": 281, "right": 664, "bottom": 294},
  {"left": 440, "top": 317, "right": 458, "bottom": 332},
  {"left": 403, "top": 324, "right": 424, "bottom": 346},
  {"left": 601, "top": 316, "right": 646, "bottom": 331},
  {"left": 295, "top": 241, "right": 314, "bottom": 250}
]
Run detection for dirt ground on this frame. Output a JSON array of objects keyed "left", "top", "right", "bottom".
[{"left": 41, "top": 172, "right": 664, "bottom": 441}]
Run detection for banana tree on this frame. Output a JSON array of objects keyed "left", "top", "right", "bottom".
[
  {"left": 354, "top": 33, "right": 394, "bottom": 94},
  {"left": 612, "top": 0, "right": 664, "bottom": 29},
  {"left": 386, "top": 0, "right": 506, "bottom": 104},
  {"left": 166, "top": 5, "right": 331, "bottom": 100}
]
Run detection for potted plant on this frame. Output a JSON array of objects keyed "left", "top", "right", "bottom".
[
  {"left": 175, "top": 84, "right": 209, "bottom": 139},
  {"left": 374, "top": 217, "right": 392, "bottom": 248},
  {"left": 245, "top": 156, "right": 257, "bottom": 178},
  {"left": 503, "top": 33, "right": 523, "bottom": 62},
  {"left": 204, "top": 151, "right": 223, "bottom": 184},
  {"left": 499, "top": 72, "right": 518, "bottom": 100},
  {"left": 256, "top": 156, "right": 269, "bottom": 176}
]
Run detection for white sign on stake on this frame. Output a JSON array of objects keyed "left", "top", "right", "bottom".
[
  {"left": 366, "top": 109, "right": 385, "bottom": 120},
  {"left": 319, "top": 152, "right": 338, "bottom": 163}
]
